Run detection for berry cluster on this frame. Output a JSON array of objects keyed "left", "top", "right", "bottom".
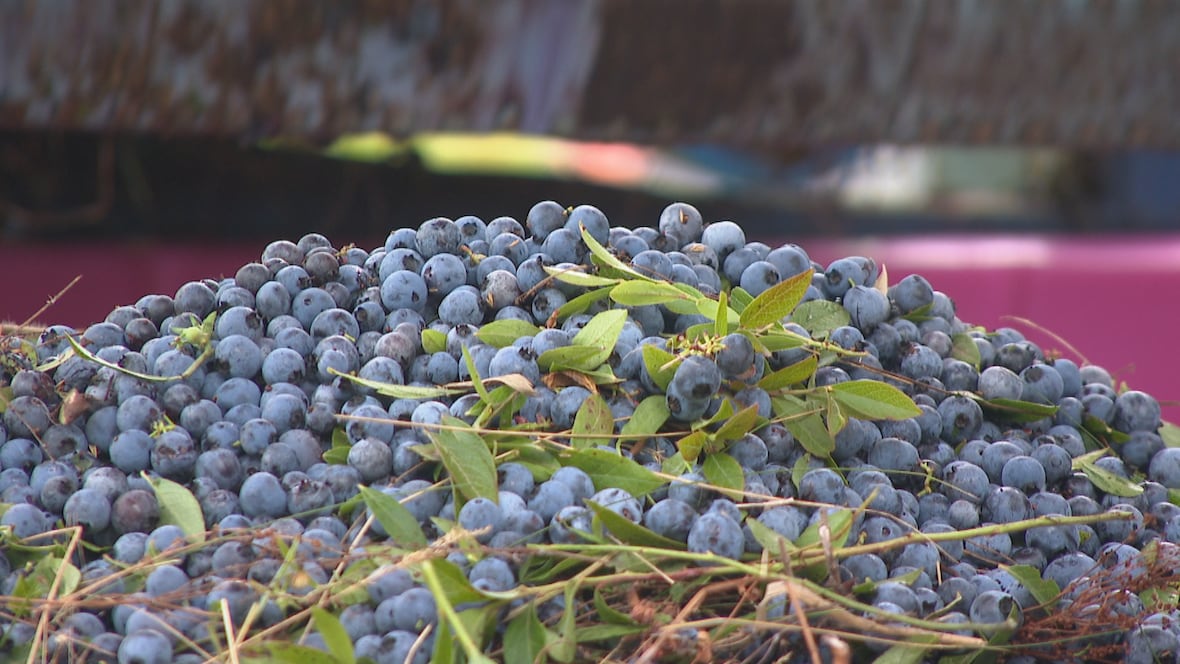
[{"left": 0, "top": 201, "right": 1176, "bottom": 663}]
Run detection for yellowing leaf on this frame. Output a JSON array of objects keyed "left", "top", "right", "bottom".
[
  {"left": 571, "top": 393, "right": 613, "bottom": 448},
  {"left": 544, "top": 265, "right": 621, "bottom": 288},
  {"left": 146, "top": 473, "right": 206, "bottom": 543},
  {"left": 421, "top": 328, "right": 447, "bottom": 354},
  {"left": 740, "top": 268, "right": 814, "bottom": 329}
]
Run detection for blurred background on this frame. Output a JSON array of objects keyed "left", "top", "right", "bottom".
[{"left": 1, "top": 0, "right": 1178, "bottom": 420}]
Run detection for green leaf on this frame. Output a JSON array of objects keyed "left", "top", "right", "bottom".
[
  {"left": 594, "top": 587, "right": 638, "bottom": 626},
  {"left": 740, "top": 269, "right": 814, "bottom": 329},
  {"left": 571, "top": 393, "right": 613, "bottom": 448},
  {"left": 544, "top": 264, "right": 621, "bottom": 288},
  {"left": 791, "top": 454, "right": 812, "bottom": 492},
  {"left": 1081, "top": 413, "right": 1132, "bottom": 444},
  {"left": 330, "top": 368, "right": 466, "bottom": 399},
  {"left": 146, "top": 473, "right": 206, "bottom": 543},
  {"left": 683, "top": 322, "right": 715, "bottom": 341},
  {"left": 676, "top": 430, "right": 707, "bottom": 465},
  {"left": 619, "top": 395, "right": 670, "bottom": 442},
  {"left": 758, "top": 356, "right": 818, "bottom": 391},
  {"left": 504, "top": 604, "right": 553, "bottom": 664},
  {"left": 712, "top": 404, "right": 761, "bottom": 443},
  {"left": 640, "top": 345, "right": 678, "bottom": 391},
  {"left": 1003, "top": 564, "right": 1060, "bottom": 608},
  {"left": 829, "top": 380, "right": 922, "bottom": 421},
  {"left": 774, "top": 396, "right": 834, "bottom": 458},
  {"left": 789, "top": 300, "right": 850, "bottom": 337},
  {"left": 582, "top": 364, "right": 623, "bottom": 385},
  {"left": 580, "top": 224, "right": 650, "bottom": 281},
  {"left": 978, "top": 397, "right": 1058, "bottom": 423},
  {"left": 873, "top": 641, "right": 937, "bottom": 664},
  {"left": 549, "top": 584, "right": 579, "bottom": 663},
  {"left": 701, "top": 453, "right": 745, "bottom": 498},
  {"left": 576, "top": 624, "right": 647, "bottom": 642},
  {"left": 728, "top": 287, "right": 753, "bottom": 312},
  {"left": 661, "top": 451, "right": 691, "bottom": 475},
  {"left": 537, "top": 345, "right": 604, "bottom": 373},
  {"left": 501, "top": 443, "right": 561, "bottom": 481},
  {"left": 421, "top": 328, "right": 447, "bottom": 354},
  {"left": 312, "top": 607, "right": 356, "bottom": 664},
  {"left": 586, "top": 500, "right": 686, "bottom": 549},
  {"left": 745, "top": 517, "right": 798, "bottom": 556},
  {"left": 432, "top": 416, "right": 498, "bottom": 503},
  {"left": 561, "top": 447, "right": 665, "bottom": 497},
  {"left": 324, "top": 427, "right": 351, "bottom": 465},
  {"left": 796, "top": 508, "right": 854, "bottom": 549},
  {"left": 23, "top": 556, "right": 80, "bottom": 598},
  {"left": 320, "top": 443, "right": 346, "bottom": 464},
  {"left": 570, "top": 309, "right": 628, "bottom": 368},
  {"left": 610, "top": 280, "right": 700, "bottom": 313},
  {"left": 461, "top": 346, "right": 491, "bottom": 403},
  {"left": 950, "top": 333, "right": 982, "bottom": 369},
  {"left": 357, "top": 486, "right": 429, "bottom": 548},
  {"left": 476, "top": 319, "right": 541, "bottom": 348},
  {"left": 713, "top": 291, "right": 732, "bottom": 335},
  {"left": 1160, "top": 421, "right": 1180, "bottom": 448},
  {"left": 263, "top": 643, "right": 343, "bottom": 664},
  {"left": 553, "top": 286, "right": 614, "bottom": 322},
  {"left": 1073, "top": 450, "right": 1144, "bottom": 497},
  {"left": 757, "top": 329, "right": 810, "bottom": 352},
  {"left": 419, "top": 559, "right": 497, "bottom": 664}
]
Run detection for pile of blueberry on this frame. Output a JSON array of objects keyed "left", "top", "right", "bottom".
[{"left": 1, "top": 201, "right": 1178, "bottom": 663}]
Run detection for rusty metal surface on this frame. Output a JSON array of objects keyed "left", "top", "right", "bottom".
[{"left": 2, "top": 0, "right": 1179, "bottom": 148}]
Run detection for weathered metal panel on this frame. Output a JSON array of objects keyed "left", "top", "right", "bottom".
[{"left": 2, "top": 0, "right": 1178, "bottom": 147}]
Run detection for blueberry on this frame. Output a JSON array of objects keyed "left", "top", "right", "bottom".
[
  {"left": 589, "top": 487, "right": 643, "bottom": 524},
  {"left": 526, "top": 200, "right": 566, "bottom": 241},
  {"left": 1113, "top": 390, "right": 1162, "bottom": 433},
  {"left": 899, "top": 343, "right": 942, "bottom": 381},
  {"left": 822, "top": 256, "right": 874, "bottom": 299},
  {"left": 738, "top": 260, "right": 780, "bottom": 297},
  {"left": 550, "top": 466, "right": 595, "bottom": 502},
  {"left": 799, "top": 468, "right": 846, "bottom": 505},
  {"left": 239, "top": 472, "right": 288, "bottom": 519},
  {"left": 658, "top": 202, "right": 703, "bottom": 246},
  {"left": 765, "top": 244, "right": 811, "bottom": 279},
  {"left": 631, "top": 249, "right": 674, "bottom": 280},
  {"left": 565, "top": 204, "right": 610, "bottom": 247},
  {"left": 867, "top": 437, "right": 920, "bottom": 487},
  {"left": 550, "top": 387, "right": 591, "bottom": 430},
  {"left": 63, "top": 488, "right": 113, "bottom": 532},
  {"left": 643, "top": 498, "right": 698, "bottom": 541},
  {"left": 549, "top": 505, "right": 594, "bottom": 544},
  {"left": 414, "top": 217, "right": 462, "bottom": 257},
  {"left": 885, "top": 274, "right": 934, "bottom": 314},
  {"left": 701, "top": 221, "right": 745, "bottom": 262},
  {"left": 842, "top": 285, "right": 890, "bottom": 331},
  {"left": 687, "top": 511, "right": 744, "bottom": 559},
  {"left": 117, "top": 628, "right": 173, "bottom": 664},
  {"left": 1019, "top": 363, "right": 1065, "bottom": 405},
  {"left": 938, "top": 395, "right": 983, "bottom": 443},
  {"left": 458, "top": 496, "right": 504, "bottom": 543},
  {"left": 969, "top": 590, "right": 1020, "bottom": 631},
  {"left": 999, "top": 455, "right": 1047, "bottom": 494}
]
